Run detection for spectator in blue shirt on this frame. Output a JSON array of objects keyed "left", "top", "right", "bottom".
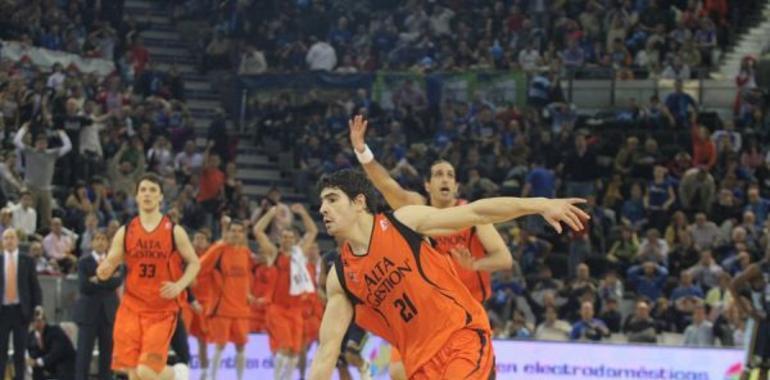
[
  {"left": 627, "top": 261, "right": 669, "bottom": 301},
  {"left": 645, "top": 165, "right": 676, "bottom": 230},
  {"left": 664, "top": 79, "right": 697, "bottom": 127},
  {"left": 622, "top": 182, "right": 647, "bottom": 230},
  {"left": 570, "top": 301, "right": 610, "bottom": 341},
  {"left": 745, "top": 185, "right": 770, "bottom": 228},
  {"left": 671, "top": 271, "right": 704, "bottom": 323}
]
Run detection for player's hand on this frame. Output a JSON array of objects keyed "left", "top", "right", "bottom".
[
  {"left": 96, "top": 261, "right": 114, "bottom": 281},
  {"left": 160, "top": 281, "right": 184, "bottom": 299},
  {"left": 290, "top": 203, "right": 305, "bottom": 214},
  {"left": 247, "top": 294, "right": 257, "bottom": 305},
  {"left": 540, "top": 198, "right": 590, "bottom": 233},
  {"left": 191, "top": 300, "right": 204, "bottom": 315},
  {"left": 449, "top": 247, "right": 475, "bottom": 271},
  {"left": 348, "top": 114, "right": 368, "bottom": 153}
]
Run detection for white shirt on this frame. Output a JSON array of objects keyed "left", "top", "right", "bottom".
[
  {"left": 11, "top": 203, "right": 36, "bottom": 236},
  {"left": 306, "top": 42, "right": 337, "bottom": 71},
  {"left": 91, "top": 250, "right": 106, "bottom": 264},
  {"left": 3, "top": 250, "right": 19, "bottom": 305},
  {"left": 518, "top": 49, "right": 541, "bottom": 72},
  {"left": 79, "top": 121, "right": 105, "bottom": 157}
]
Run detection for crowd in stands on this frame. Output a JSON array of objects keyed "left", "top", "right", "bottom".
[
  {"left": 179, "top": 0, "right": 758, "bottom": 79},
  {"left": 0, "top": 0, "right": 242, "bottom": 277},
  {"left": 236, "top": 0, "right": 770, "bottom": 348}
]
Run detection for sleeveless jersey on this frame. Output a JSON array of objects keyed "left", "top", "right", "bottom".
[
  {"left": 207, "top": 244, "right": 253, "bottom": 318},
  {"left": 122, "top": 215, "right": 180, "bottom": 313},
  {"left": 271, "top": 253, "right": 303, "bottom": 308},
  {"left": 336, "top": 212, "right": 490, "bottom": 375},
  {"left": 430, "top": 199, "right": 491, "bottom": 303},
  {"left": 191, "top": 248, "right": 214, "bottom": 307}
]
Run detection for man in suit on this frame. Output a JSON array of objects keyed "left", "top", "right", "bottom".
[
  {"left": 0, "top": 227, "right": 43, "bottom": 380},
  {"left": 74, "top": 230, "right": 123, "bottom": 380},
  {"left": 27, "top": 307, "right": 76, "bottom": 380}
]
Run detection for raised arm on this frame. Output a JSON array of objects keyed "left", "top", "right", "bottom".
[
  {"left": 96, "top": 226, "right": 126, "bottom": 281},
  {"left": 13, "top": 123, "right": 29, "bottom": 151},
  {"left": 291, "top": 203, "right": 318, "bottom": 253},
  {"left": 394, "top": 197, "right": 589, "bottom": 236},
  {"left": 253, "top": 206, "right": 279, "bottom": 263},
  {"left": 54, "top": 129, "right": 72, "bottom": 157},
  {"left": 349, "top": 115, "right": 425, "bottom": 209},
  {"left": 309, "top": 266, "right": 354, "bottom": 380},
  {"left": 160, "top": 225, "right": 201, "bottom": 299}
]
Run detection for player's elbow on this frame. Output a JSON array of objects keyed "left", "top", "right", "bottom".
[{"left": 494, "top": 251, "right": 514, "bottom": 271}]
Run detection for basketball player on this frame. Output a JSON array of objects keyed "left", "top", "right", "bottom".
[
  {"left": 309, "top": 169, "right": 588, "bottom": 379},
  {"left": 97, "top": 173, "right": 200, "bottom": 380},
  {"left": 349, "top": 110, "right": 513, "bottom": 377},
  {"left": 254, "top": 203, "right": 318, "bottom": 380},
  {"left": 730, "top": 256, "right": 770, "bottom": 380},
  {"left": 250, "top": 252, "right": 275, "bottom": 334},
  {"left": 198, "top": 220, "right": 254, "bottom": 380},
  {"left": 189, "top": 229, "right": 213, "bottom": 379}
]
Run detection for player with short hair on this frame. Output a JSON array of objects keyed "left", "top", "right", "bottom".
[
  {"left": 309, "top": 169, "right": 588, "bottom": 379},
  {"left": 97, "top": 173, "right": 200, "bottom": 380}
]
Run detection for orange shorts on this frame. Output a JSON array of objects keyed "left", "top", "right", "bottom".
[
  {"left": 410, "top": 329, "right": 494, "bottom": 380},
  {"left": 302, "top": 313, "right": 321, "bottom": 346},
  {"left": 266, "top": 303, "right": 303, "bottom": 354},
  {"left": 208, "top": 316, "right": 250, "bottom": 346},
  {"left": 112, "top": 306, "right": 178, "bottom": 374},
  {"left": 250, "top": 304, "right": 268, "bottom": 333},
  {"left": 189, "top": 310, "right": 209, "bottom": 340}
]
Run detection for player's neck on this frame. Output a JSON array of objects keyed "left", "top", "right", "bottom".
[
  {"left": 429, "top": 196, "right": 455, "bottom": 209},
  {"left": 345, "top": 213, "right": 374, "bottom": 256},
  {"left": 138, "top": 210, "right": 163, "bottom": 227}
]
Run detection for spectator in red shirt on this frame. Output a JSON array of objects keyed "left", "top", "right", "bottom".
[
  {"left": 691, "top": 123, "right": 716, "bottom": 170},
  {"left": 197, "top": 143, "right": 225, "bottom": 233},
  {"left": 130, "top": 36, "right": 150, "bottom": 76}
]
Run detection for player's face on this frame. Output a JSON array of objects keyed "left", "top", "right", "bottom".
[
  {"left": 229, "top": 224, "right": 246, "bottom": 244},
  {"left": 280, "top": 230, "right": 296, "bottom": 249},
  {"left": 425, "top": 162, "right": 458, "bottom": 206},
  {"left": 193, "top": 233, "right": 209, "bottom": 252},
  {"left": 319, "top": 187, "right": 362, "bottom": 237},
  {"left": 136, "top": 180, "right": 163, "bottom": 212}
]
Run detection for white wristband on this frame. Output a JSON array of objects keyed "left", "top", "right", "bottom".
[{"left": 355, "top": 144, "right": 374, "bottom": 164}]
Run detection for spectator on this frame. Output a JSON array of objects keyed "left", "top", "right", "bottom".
[
  {"left": 107, "top": 139, "right": 146, "bottom": 198},
  {"left": 570, "top": 301, "right": 610, "bottom": 342},
  {"left": 305, "top": 37, "right": 337, "bottom": 71},
  {"left": 599, "top": 298, "right": 623, "bottom": 333},
  {"left": 607, "top": 225, "right": 640, "bottom": 269},
  {"left": 624, "top": 300, "right": 658, "bottom": 343},
  {"left": 562, "top": 132, "right": 599, "bottom": 198},
  {"left": 688, "top": 212, "right": 720, "bottom": 251},
  {"left": 27, "top": 242, "right": 54, "bottom": 274},
  {"left": 598, "top": 270, "right": 624, "bottom": 305},
  {"left": 501, "top": 310, "right": 533, "bottom": 340},
  {"left": 0, "top": 152, "right": 25, "bottom": 204},
  {"left": 664, "top": 79, "right": 697, "bottom": 127},
  {"left": 42, "top": 217, "right": 77, "bottom": 274},
  {"left": 687, "top": 250, "right": 723, "bottom": 290},
  {"left": 203, "top": 32, "right": 231, "bottom": 72},
  {"left": 637, "top": 228, "right": 669, "bottom": 265},
  {"left": 683, "top": 305, "right": 714, "bottom": 346},
  {"left": 14, "top": 124, "right": 72, "bottom": 231},
  {"left": 621, "top": 182, "right": 647, "bottom": 229},
  {"left": 671, "top": 271, "right": 705, "bottom": 315},
  {"left": 745, "top": 185, "right": 770, "bottom": 228},
  {"left": 196, "top": 145, "right": 225, "bottom": 232},
  {"left": 627, "top": 261, "right": 669, "bottom": 301},
  {"left": 26, "top": 308, "right": 76, "bottom": 380},
  {"left": 175, "top": 140, "right": 204, "bottom": 178},
  {"left": 691, "top": 125, "right": 717, "bottom": 170},
  {"left": 705, "top": 272, "right": 733, "bottom": 319},
  {"left": 645, "top": 165, "right": 676, "bottom": 230},
  {"left": 679, "top": 167, "right": 716, "bottom": 214},
  {"left": 11, "top": 191, "right": 37, "bottom": 239},
  {"left": 238, "top": 45, "right": 268, "bottom": 75},
  {"left": 535, "top": 305, "right": 572, "bottom": 341}
]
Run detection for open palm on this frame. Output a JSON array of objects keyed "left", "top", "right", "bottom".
[
  {"left": 541, "top": 198, "right": 590, "bottom": 233},
  {"left": 348, "top": 114, "right": 368, "bottom": 152}
]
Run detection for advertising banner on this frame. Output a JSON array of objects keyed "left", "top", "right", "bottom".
[{"left": 188, "top": 334, "right": 745, "bottom": 380}]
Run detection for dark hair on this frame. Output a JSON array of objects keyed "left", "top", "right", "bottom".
[
  {"left": 317, "top": 169, "right": 378, "bottom": 213},
  {"left": 135, "top": 172, "right": 164, "bottom": 195},
  {"left": 426, "top": 159, "right": 455, "bottom": 181},
  {"left": 229, "top": 219, "right": 245, "bottom": 229}
]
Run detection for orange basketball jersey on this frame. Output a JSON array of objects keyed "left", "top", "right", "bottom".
[
  {"left": 200, "top": 243, "right": 253, "bottom": 318},
  {"left": 430, "top": 199, "right": 491, "bottom": 303},
  {"left": 270, "top": 254, "right": 303, "bottom": 308},
  {"left": 122, "top": 215, "right": 180, "bottom": 313},
  {"left": 335, "top": 212, "right": 490, "bottom": 376}
]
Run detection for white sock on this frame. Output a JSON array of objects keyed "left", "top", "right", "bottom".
[
  {"left": 273, "top": 354, "right": 287, "bottom": 380},
  {"left": 210, "top": 349, "right": 224, "bottom": 380},
  {"left": 173, "top": 363, "right": 190, "bottom": 380},
  {"left": 284, "top": 356, "right": 298, "bottom": 380},
  {"left": 236, "top": 351, "right": 246, "bottom": 380}
]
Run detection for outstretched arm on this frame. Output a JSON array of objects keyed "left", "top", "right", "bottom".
[
  {"left": 394, "top": 197, "right": 589, "bottom": 236},
  {"left": 349, "top": 115, "right": 425, "bottom": 209},
  {"left": 309, "top": 266, "right": 353, "bottom": 380},
  {"left": 253, "top": 206, "right": 279, "bottom": 263}
]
